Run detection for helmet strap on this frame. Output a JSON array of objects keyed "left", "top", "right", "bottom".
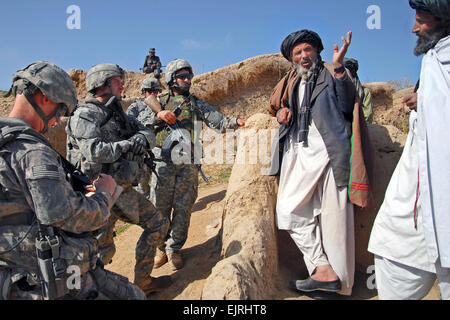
[{"left": 23, "top": 87, "right": 58, "bottom": 134}]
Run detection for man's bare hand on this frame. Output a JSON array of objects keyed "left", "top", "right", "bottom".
[
  {"left": 276, "top": 108, "right": 292, "bottom": 125},
  {"left": 403, "top": 92, "right": 417, "bottom": 111},
  {"left": 333, "top": 31, "right": 352, "bottom": 68},
  {"left": 93, "top": 174, "right": 117, "bottom": 196},
  {"left": 157, "top": 110, "right": 177, "bottom": 125}
]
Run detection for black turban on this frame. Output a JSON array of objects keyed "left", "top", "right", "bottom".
[
  {"left": 280, "top": 29, "right": 324, "bottom": 60},
  {"left": 409, "top": 0, "right": 450, "bottom": 20},
  {"left": 344, "top": 58, "right": 359, "bottom": 73}
]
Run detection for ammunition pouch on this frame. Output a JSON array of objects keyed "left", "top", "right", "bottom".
[
  {"left": 35, "top": 228, "right": 99, "bottom": 300},
  {"left": 58, "top": 231, "right": 98, "bottom": 275},
  {"left": 0, "top": 223, "right": 99, "bottom": 300}
]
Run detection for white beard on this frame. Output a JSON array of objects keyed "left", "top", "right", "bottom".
[{"left": 293, "top": 57, "right": 318, "bottom": 79}]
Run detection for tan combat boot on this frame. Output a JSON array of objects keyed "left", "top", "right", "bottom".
[
  {"left": 154, "top": 248, "right": 167, "bottom": 269},
  {"left": 137, "top": 276, "right": 172, "bottom": 296},
  {"left": 168, "top": 252, "right": 183, "bottom": 270}
]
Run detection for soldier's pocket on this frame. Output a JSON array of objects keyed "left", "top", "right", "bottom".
[{"left": 59, "top": 232, "right": 98, "bottom": 274}]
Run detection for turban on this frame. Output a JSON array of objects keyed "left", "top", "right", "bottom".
[
  {"left": 344, "top": 58, "right": 359, "bottom": 73},
  {"left": 280, "top": 29, "right": 324, "bottom": 60},
  {"left": 409, "top": 0, "right": 450, "bottom": 20}
]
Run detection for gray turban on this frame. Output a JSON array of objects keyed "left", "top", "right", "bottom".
[
  {"left": 409, "top": 0, "right": 450, "bottom": 20},
  {"left": 280, "top": 29, "right": 324, "bottom": 60}
]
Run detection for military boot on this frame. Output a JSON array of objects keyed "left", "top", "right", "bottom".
[
  {"left": 137, "top": 276, "right": 172, "bottom": 295},
  {"left": 154, "top": 248, "right": 168, "bottom": 269},
  {"left": 168, "top": 252, "right": 183, "bottom": 271}
]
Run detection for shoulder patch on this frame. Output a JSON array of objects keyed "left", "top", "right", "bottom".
[
  {"left": 69, "top": 107, "right": 101, "bottom": 139},
  {"left": 26, "top": 164, "right": 62, "bottom": 180}
]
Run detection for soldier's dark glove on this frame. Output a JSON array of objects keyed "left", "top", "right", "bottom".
[{"left": 128, "top": 134, "right": 147, "bottom": 155}]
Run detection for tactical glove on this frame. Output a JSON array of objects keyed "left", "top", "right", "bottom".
[
  {"left": 128, "top": 133, "right": 148, "bottom": 155},
  {"left": 117, "top": 140, "right": 134, "bottom": 153}
]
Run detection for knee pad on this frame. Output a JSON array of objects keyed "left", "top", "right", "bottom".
[{"left": 91, "top": 267, "right": 146, "bottom": 300}]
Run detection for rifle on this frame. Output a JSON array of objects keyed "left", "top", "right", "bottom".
[
  {"left": 60, "top": 155, "right": 92, "bottom": 193},
  {"left": 144, "top": 95, "right": 211, "bottom": 183},
  {"left": 140, "top": 66, "right": 166, "bottom": 70},
  {"left": 102, "top": 96, "right": 159, "bottom": 179}
]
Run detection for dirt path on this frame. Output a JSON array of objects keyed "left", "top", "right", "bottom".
[
  {"left": 106, "top": 183, "right": 226, "bottom": 300},
  {"left": 106, "top": 181, "right": 441, "bottom": 300}
]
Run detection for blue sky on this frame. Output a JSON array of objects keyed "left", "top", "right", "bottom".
[{"left": 0, "top": 0, "right": 421, "bottom": 90}]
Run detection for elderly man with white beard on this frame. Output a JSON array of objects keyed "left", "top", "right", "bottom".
[{"left": 268, "top": 29, "right": 356, "bottom": 295}]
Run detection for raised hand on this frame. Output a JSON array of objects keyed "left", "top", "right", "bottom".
[{"left": 333, "top": 31, "right": 352, "bottom": 68}]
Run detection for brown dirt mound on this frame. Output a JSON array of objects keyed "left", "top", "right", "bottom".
[
  {"left": 190, "top": 53, "right": 291, "bottom": 119},
  {"left": 0, "top": 95, "right": 14, "bottom": 118},
  {"left": 68, "top": 69, "right": 168, "bottom": 103}
]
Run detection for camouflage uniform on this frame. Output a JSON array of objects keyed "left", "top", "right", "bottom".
[
  {"left": 126, "top": 99, "right": 153, "bottom": 198},
  {"left": 0, "top": 61, "right": 145, "bottom": 300},
  {"left": 147, "top": 91, "right": 240, "bottom": 255},
  {"left": 126, "top": 77, "right": 162, "bottom": 199},
  {"left": 66, "top": 96, "right": 169, "bottom": 287}
]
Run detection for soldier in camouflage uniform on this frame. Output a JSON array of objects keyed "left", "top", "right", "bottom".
[
  {"left": 0, "top": 61, "right": 146, "bottom": 300},
  {"left": 146, "top": 59, "right": 246, "bottom": 270},
  {"left": 65, "top": 64, "right": 171, "bottom": 295},
  {"left": 126, "top": 77, "right": 162, "bottom": 199}
]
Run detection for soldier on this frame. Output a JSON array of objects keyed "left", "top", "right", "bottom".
[
  {"left": 142, "top": 48, "right": 162, "bottom": 79},
  {"left": 0, "top": 61, "right": 146, "bottom": 300},
  {"left": 344, "top": 58, "right": 374, "bottom": 123},
  {"left": 147, "top": 59, "right": 246, "bottom": 270},
  {"left": 126, "top": 77, "right": 162, "bottom": 199},
  {"left": 65, "top": 64, "right": 171, "bottom": 295}
]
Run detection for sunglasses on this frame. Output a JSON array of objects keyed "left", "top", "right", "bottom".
[
  {"left": 56, "top": 103, "right": 69, "bottom": 120},
  {"left": 175, "top": 73, "right": 193, "bottom": 81}
]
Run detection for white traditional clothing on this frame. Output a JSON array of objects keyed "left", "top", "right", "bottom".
[
  {"left": 368, "top": 35, "right": 450, "bottom": 299},
  {"left": 417, "top": 35, "right": 450, "bottom": 268},
  {"left": 374, "top": 255, "right": 450, "bottom": 300},
  {"left": 368, "top": 112, "right": 433, "bottom": 272},
  {"left": 276, "top": 77, "right": 355, "bottom": 296}
]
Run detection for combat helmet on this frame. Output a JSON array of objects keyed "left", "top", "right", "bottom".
[
  {"left": 140, "top": 77, "right": 161, "bottom": 92},
  {"left": 164, "top": 59, "right": 193, "bottom": 86},
  {"left": 86, "top": 63, "right": 125, "bottom": 94},
  {"left": 6, "top": 61, "right": 78, "bottom": 133}
]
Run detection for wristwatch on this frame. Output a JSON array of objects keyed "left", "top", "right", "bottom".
[{"left": 334, "top": 65, "right": 346, "bottom": 74}]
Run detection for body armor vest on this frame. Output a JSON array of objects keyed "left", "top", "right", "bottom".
[{"left": 156, "top": 93, "right": 197, "bottom": 147}]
